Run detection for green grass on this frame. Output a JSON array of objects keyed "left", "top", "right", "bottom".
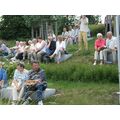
[
  {"left": 44, "top": 80, "right": 118, "bottom": 105},
  {"left": 0, "top": 38, "right": 119, "bottom": 105}
]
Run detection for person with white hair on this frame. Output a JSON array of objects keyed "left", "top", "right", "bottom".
[
  {"left": 103, "top": 31, "right": 118, "bottom": 64},
  {"left": 93, "top": 33, "right": 106, "bottom": 65}
]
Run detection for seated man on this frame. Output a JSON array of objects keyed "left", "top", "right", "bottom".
[
  {"left": 22, "top": 61, "right": 47, "bottom": 105},
  {"left": 103, "top": 31, "right": 118, "bottom": 64}
]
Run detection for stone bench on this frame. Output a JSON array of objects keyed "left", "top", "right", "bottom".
[
  {"left": 0, "top": 87, "right": 56, "bottom": 100},
  {"left": 55, "top": 54, "right": 72, "bottom": 62},
  {"left": 107, "top": 52, "right": 118, "bottom": 63},
  {"left": 97, "top": 52, "right": 117, "bottom": 64}
]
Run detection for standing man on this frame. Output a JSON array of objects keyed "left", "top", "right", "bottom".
[
  {"left": 23, "top": 61, "right": 47, "bottom": 105},
  {"left": 78, "top": 15, "right": 89, "bottom": 51}
]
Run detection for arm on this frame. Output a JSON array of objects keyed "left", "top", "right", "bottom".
[
  {"left": 47, "top": 40, "right": 51, "bottom": 48},
  {"left": 94, "top": 40, "right": 98, "bottom": 51},
  {"left": 36, "top": 41, "right": 46, "bottom": 52}
]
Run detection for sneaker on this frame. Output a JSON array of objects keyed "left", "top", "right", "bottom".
[
  {"left": 38, "top": 100, "right": 43, "bottom": 105},
  {"left": 22, "top": 100, "right": 29, "bottom": 105},
  {"left": 93, "top": 62, "right": 96, "bottom": 65},
  {"left": 22, "top": 97, "right": 31, "bottom": 105}
]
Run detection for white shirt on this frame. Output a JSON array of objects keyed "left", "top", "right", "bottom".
[
  {"left": 106, "top": 36, "right": 118, "bottom": 49},
  {"left": 29, "top": 44, "right": 36, "bottom": 52},
  {"left": 73, "top": 28, "right": 80, "bottom": 37},
  {"left": 18, "top": 46, "right": 24, "bottom": 53},
  {"left": 35, "top": 42, "right": 41, "bottom": 50},
  {"left": 80, "top": 17, "right": 89, "bottom": 32},
  {"left": 13, "top": 69, "right": 28, "bottom": 86},
  {"left": 68, "top": 29, "right": 74, "bottom": 37},
  {"left": 56, "top": 41, "right": 66, "bottom": 50},
  {"left": 62, "top": 31, "right": 69, "bottom": 39}
]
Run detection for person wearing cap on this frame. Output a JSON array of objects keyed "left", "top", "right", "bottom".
[
  {"left": 11, "top": 62, "right": 28, "bottom": 104},
  {"left": 0, "top": 62, "right": 8, "bottom": 89},
  {"left": 93, "top": 33, "right": 106, "bottom": 65}
]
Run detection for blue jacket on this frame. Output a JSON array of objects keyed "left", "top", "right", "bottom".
[{"left": 0, "top": 68, "right": 8, "bottom": 87}]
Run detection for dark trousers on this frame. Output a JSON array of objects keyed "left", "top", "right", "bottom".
[{"left": 23, "top": 83, "right": 47, "bottom": 102}]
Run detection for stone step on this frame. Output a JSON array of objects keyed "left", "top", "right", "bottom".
[{"left": 0, "top": 87, "right": 56, "bottom": 100}]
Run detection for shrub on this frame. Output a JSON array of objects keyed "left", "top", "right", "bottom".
[
  {"left": 89, "top": 24, "right": 105, "bottom": 37},
  {"left": 45, "top": 63, "right": 118, "bottom": 83}
]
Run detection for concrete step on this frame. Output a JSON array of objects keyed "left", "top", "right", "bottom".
[{"left": 0, "top": 87, "right": 56, "bottom": 100}]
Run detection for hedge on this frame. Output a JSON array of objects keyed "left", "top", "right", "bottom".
[
  {"left": 4, "top": 62, "right": 118, "bottom": 84},
  {"left": 89, "top": 24, "right": 105, "bottom": 37}
]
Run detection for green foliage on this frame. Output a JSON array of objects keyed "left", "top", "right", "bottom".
[
  {"left": 89, "top": 24, "right": 105, "bottom": 37},
  {"left": 44, "top": 63, "right": 118, "bottom": 83},
  {"left": 0, "top": 15, "right": 30, "bottom": 39},
  {"left": 4, "top": 63, "right": 16, "bottom": 82},
  {"left": 86, "top": 15, "right": 101, "bottom": 24}
]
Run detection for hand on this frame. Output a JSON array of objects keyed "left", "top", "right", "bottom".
[{"left": 16, "top": 86, "right": 21, "bottom": 92}]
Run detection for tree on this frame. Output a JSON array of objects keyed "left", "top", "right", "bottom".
[
  {"left": 86, "top": 15, "right": 101, "bottom": 24},
  {"left": 0, "top": 15, "right": 30, "bottom": 40}
]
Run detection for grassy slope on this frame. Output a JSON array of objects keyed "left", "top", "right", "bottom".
[
  {"left": 44, "top": 39, "right": 118, "bottom": 105},
  {"left": 0, "top": 38, "right": 119, "bottom": 105}
]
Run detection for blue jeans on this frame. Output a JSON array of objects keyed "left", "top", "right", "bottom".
[
  {"left": 23, "top": 83, "right": 47, "bottom": 102},
  {"left": 46, "top": 48, "right": 54, "bottom": 56}
]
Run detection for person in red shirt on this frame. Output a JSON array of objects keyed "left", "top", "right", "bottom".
[{"left": 93, "top": 33, "right": 106, "bottom": 65}]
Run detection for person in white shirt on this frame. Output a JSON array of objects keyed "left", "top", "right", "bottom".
[
  {"left": 10, "top": 41, "right": 20, "bottom": 56},
  {"left": 73, "top": 24, "right": 80, "bottom": 44},
  {"left": 78, "top": 15, "right": 89, "bottom": 50},
  {"left": 68, "top": 26, "right": 74, "bottom": 45},
  {"left": 11, "top": 63, "right": 28, "bottom": 104},
  {"left": 48, "top": 29, "right": 56, "bottom": 41},
  {"left": 50, "top": 35, "right": 66, "bottom": 64},
  {"left": 23, "top": 41, "right": 30, "bottom": 60},
  {"left": 15, "top": 41, "right": 25, "bottom": 60},
  {"left": 103, "top": 31, "right": 118, "bottom": 63},
  {"left": 28, "top": 38, "right": 37, "bottom": 62},
  {"left": 62, "top": 27, "right": 69, "bottom": 49},
  {"left": 36, "top": 37, "right": 47, "bottom": 62}
]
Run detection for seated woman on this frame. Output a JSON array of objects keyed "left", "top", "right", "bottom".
[
  {"left": 0, "top": 62, "right": 8, "bottom": 89},
  {"left": 93, "top": 33, "right": 106, "bottom": 65},
  {"left": 11, "top": 62, "right": 28, "bottom": 104},
  {"left": 0, "top": 40, "right": 11, "bottom": 57},
  {"left": 36, "top": 37, "right": 47, "bottom": 62},
  {"left": 50, "top": 35, "right": 66, "bottom": 64}
]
